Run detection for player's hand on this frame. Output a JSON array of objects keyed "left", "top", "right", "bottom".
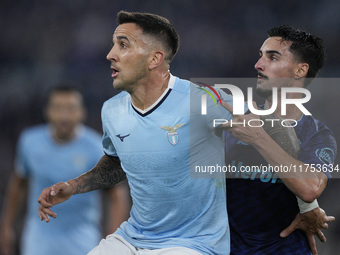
[
  {"left": 220, "top": 101, "right": 267, "bottom": 145},
  {"left": 37, "top": 182, "right": 74, "bottom": 222},
  {"left": 280, "top": 207, "right": 335, "bottom": 255}
]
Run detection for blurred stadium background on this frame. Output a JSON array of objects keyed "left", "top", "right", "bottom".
[{"left": 1, "top": 0, "right": 339, "bottom": 254}]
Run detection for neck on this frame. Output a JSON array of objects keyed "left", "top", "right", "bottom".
[
  {"left": 50, "top": 126, "right": 78, "bottom": 144},
  {"left": 130, "top": 70, "right": 171, "bottom": 110},
  {"left": 264, "top": 80, "right": 307, "bottom": 120},
  {"left": 265, "top": 94, "right": 303, "bottom": 120}
]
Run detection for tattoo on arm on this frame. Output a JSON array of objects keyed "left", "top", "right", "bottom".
[{"left": 74, "top": 155, "right": 126, "bottom": 194}]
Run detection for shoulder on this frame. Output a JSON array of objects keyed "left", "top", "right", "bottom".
[
  {"left": 80, "top": 126, "right": 102, "bottom": 141},
  {"left": 190, "top": 81, "right": 234, "bottom": 105},
  {"left": 297, "top": 115, "right": 337, "bottom": 163},
  {"left": 16, "top": 125, "right": 48, "bottom": 151},
  {"left": 103, "top": 91, "right": 130, "bottom": 109},
  {"left": 20, "top": 124, "right": 47, "bottom": 140},
  {"left": 297, "top": 115, "right": 335, "bottom": 142},
  {"left": 75, "top": 126, "right": 103, "bottom": 155},
  {"left": 102, "top": 91, "right": 130, "bottom": 118},
  {"left": 172, "top": 76, "right": 191, "bottom": 94}
]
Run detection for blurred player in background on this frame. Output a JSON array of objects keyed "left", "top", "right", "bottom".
[
  {"left": 224, "top": 25, "right": 337, "bottom": 254},
  {"left": 0, "top": 86, "right": 131, "bottom": 255}
]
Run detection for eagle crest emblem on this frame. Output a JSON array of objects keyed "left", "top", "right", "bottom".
[{"left": 160, "top": 123, "right": 185, "bottom": 145}]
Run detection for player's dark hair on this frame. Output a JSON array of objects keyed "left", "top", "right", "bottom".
[
  {"left": 45, "top": 85, "right": 84, "bottom": 107},
  {"left": 117, "top": 10, "right": 179, "bottom": 62},
  {"left": 268, "top": 25, "right": 325, "bottom": 85}
]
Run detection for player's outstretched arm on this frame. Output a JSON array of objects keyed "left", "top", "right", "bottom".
[{"left": 38, "top": 154, "right": 126, "bottom": 222}]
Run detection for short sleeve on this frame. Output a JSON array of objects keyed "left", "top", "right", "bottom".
[
  {"left": 299, "top": 129, "right": 337, "bottom": 179},
  {"left": 101, "top": 104, "right": 118, "bottom": 157},
  {"left": 102, "top": 128, "right": 117, "bottom": 156},
  {"left": 15, "top": 131, "right": 30, "bottom": 178}
]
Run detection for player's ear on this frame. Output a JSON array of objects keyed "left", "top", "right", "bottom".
[
  {"left": 295, "top": 63, "right": 309, "bottom": 79},
  {"left": 148, "top": 50, "right": 165, "bottom": 70}
]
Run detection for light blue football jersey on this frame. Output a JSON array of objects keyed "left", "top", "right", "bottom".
[
  {"left": 102, "top": 75, "right": 233, "bottom": 254},
  {"left": 16, "top": 125, "right": 103, "bottom": 255}
]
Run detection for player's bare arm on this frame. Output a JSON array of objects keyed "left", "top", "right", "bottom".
[
  {"left": 221, "top": 101, "right": 327, "bottom": 203},
  {"left": 38, "top": 154, "right": 126, "bottom": 222},
  {"left": 247, "top": 125, "right": 327, "bottom": 202},
  {"left": 72, "top": 154, "right": 126, "bottom": 193}
]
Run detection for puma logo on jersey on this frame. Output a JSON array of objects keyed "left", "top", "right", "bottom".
[
  {"left": 116, "top": 134, "right": 130, "bottom": 142},
  {"left": 160, "top": 123, "right": 185, "bottom": 145}
]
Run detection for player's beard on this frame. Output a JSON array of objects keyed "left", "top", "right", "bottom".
[
  {"left": 256, "top": 86, "right": 273, "bottom": 99},
  {"left": 113, "top": 57, "right": 148, "bottom": 93}
]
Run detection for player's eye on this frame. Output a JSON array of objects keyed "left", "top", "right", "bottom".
[{"left": 270, "top": 55, "right": 278, "bottom": 61}]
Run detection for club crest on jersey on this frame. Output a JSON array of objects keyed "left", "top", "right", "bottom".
[
  {"left": 316, "top": 148, "right": 335, "bottom": 164},
  {"left": 160, "top": 123, "right": 185, "bottom": 145}
]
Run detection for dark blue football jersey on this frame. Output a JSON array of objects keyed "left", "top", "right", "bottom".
[{"left": 225, "top": 113, "right": 337, "bottom": 255}]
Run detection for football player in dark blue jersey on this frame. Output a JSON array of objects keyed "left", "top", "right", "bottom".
[{"left": 223, "top": 26, "right": 337, "bottom": 255}]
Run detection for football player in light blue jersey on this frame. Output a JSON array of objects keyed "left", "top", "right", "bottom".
[
  {"left": 101, "top": 75, "right": 232, "bottom": 254},
  {"left": 1, "top": 86, "right": 131, "bottom": 255},
  {"left": 37, "top": 11, "right": 234, "bottom": 255}
]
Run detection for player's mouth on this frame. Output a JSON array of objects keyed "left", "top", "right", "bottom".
[
  {"left": 111, "top": 66, "right": 120, "bottom": 78},
  {"left": 257, "top": 72, "right": 268, "bottom": 80}
]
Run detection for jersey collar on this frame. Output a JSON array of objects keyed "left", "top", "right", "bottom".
[{"left": 131, "top": 74, "right": 175, "bottom": 117}]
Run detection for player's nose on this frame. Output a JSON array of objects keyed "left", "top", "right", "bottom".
[
  {"left": 107, "top": 46, "right": 118, "bottom": 62},
  {"left": 254, "top": 57, "right": 264, "bottom": 71}
]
